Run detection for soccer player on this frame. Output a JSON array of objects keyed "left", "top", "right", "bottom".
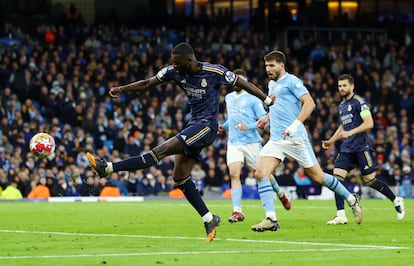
[
  {"left": 251, "top": 51, "right": 363, "bottom": 232},
  {"left": 322, "top": 74, "right": 405, "bottom": 224},
  {"left": 220, "top": 69, "right": 291, "bottom": 223},
  {"left": 86, "top": 43, "right": 274, "bottom": 241}
]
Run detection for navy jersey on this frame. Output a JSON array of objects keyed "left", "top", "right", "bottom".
[
  {"left": 156, "top": 62, "right": 237, "bottom": 131},
  {"left": 338, "top": 94, "right": 373, "bottom": 152}
]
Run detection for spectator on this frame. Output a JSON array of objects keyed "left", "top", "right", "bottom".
[
  {"left": 65, "top": 177, "right": 79, "bottom": 196},
  {"left": 1, "top": 177, "right": 23, "bottom": 199},
  {"left": 136, "top": 173, "right": 158, "bottom": 196},
  {"left": 77, "top": 169, "right": 100, "bottom": 196},
  {"left": 27, "top": 177, "right": 51, "bottom": 199},
  {"left": 346, "top": 174, "right": 362, "bottom": 197},
  {"left": 399, "top": 165, "right": 414, "bottom": 198},
  {"left": 108, "top": 172, "right": 128, "bottom": 196},
  {"left": 100, "top": 178, "right": 121, "bottom": 197},
  {"left": 293, "top": 166, "right": 312, "bottom": 199}
]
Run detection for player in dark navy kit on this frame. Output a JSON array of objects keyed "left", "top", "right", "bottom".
[
  {"left": 86, "top": 43, "right": 274, "bottom": 241},
  {"left": 322, "top": 74, "right": 405, "bottom": 224}
]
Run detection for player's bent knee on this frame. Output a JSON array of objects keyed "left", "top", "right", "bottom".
[{"left": 254, "top": 170, "right": 269, "bottom": 180}]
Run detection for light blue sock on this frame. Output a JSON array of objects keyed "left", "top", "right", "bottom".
[
  {"left": 231, "top": 187, "right": 242, "bottom": 211},
  {"left": 258, "top": 178, "right": 275, "bottom": 213},
  {"left": 270, "top": 179, "right": 280, "bottom": 194},
  {"left": 322, "top": 173, "right": 351, "bottom": 200}
]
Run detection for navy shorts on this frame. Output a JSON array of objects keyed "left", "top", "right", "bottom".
[
  {"left": 176, "top": 124, "right": 217, "bottom": 160},
  {"left": 334, "top": 151, "right": 378, "bottom": 176}
]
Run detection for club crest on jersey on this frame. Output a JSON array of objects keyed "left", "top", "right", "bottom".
[
  {"left": 201, "top": 78, "right": 207, "bottom": 87},
  {"left": 348, "top": 105, "right": 352, "bottom": 111},
  {"left": 225, "top": 71, "right": 236, "bottom": 83}
]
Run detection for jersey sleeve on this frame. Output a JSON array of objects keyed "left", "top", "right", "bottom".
[
  {"left": 289, "top": 76, "right": 309, "bottom": 99},
  {"left": 156, "top": 66, "right": 174, "bottom": 82},
  {"left": 359, "top": 100, "right": 371, "bottom": 117}
]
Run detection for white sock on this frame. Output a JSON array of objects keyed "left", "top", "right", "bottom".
[
  {"left": 393, "top": 197, "right": 401, "bottom": 206},
  {"left": 107, "top": 162, "right": 113, "bottom": 173},
  {"left": 346, "top": 194, "right": 356, "bottom": 206},
  {"left": 266, "top": 212, "right": 277, "bottom": 221},
  {"left": 234, "top": 206, "right": 242, "bottom": 213},
  {"left": 202, "top": 212, "right": 213, "bottom": 223},
  {"left": 337, "top": 209, "right": 346, "bottom": 217}
]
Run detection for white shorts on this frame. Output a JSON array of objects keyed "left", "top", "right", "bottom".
[
  {"left": 226, "top": 142, "right": 261, "bottom": 169},
  {"left": 259, "top": 138, "right": 318, "bottom": 168}
]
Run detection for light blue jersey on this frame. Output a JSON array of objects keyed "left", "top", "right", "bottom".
[
  {"left": 223, "top": 91, "right": 267, "bottom": 145},
  {"left": 268, "top": 73, "right": 309, "bottom": 141}
]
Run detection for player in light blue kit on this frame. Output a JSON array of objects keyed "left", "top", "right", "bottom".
[
  {"left": 251, "top": 51, "right": 363, "bottom": 232},
  {"left": 220, "top": 69, "right": 291, "bottom": 223}
]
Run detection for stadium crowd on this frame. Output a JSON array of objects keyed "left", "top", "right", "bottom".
[{"left": 0, "top": 7, "right": 414, "bottom": 199}]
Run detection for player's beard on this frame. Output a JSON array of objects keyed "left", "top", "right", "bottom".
[
  {"left": 269, "top": 70, "right": 281, "bottom": 81},
  {"left": 340, "top": 90, "right": 352, "bottom": 99}
]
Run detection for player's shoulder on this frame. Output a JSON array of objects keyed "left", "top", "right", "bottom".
[
  {"left": 285, "top": 72, "right": 302, "bottom": 82},
  {"left": 352, "top": 94, "right": 367, "bottom": 105},
  {"left": 285, "top": 73, "right": 305, "bottom": 88},
  {"left": 225, "top": 91, "right": 236, "bottom": 100},
  {"left": 201, "top": 62, "right": 227, "bottom": 75}
]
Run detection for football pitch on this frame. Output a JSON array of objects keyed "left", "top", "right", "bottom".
[{"left": 0, "top": 198, "right": 412, "bottom": 266}]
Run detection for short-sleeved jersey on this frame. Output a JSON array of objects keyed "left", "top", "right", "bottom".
[
  {"left": 267, "top": 73, "right": 309, "bottom": 141},
  {"left": 338, "top": 94, "right": 373, "bottom": 152},
  {"left": 224, "top": 90, "right": 267, "bottom": 145},
  {"left": 156, "top": 62, "right": 238, "bottom": 130}
]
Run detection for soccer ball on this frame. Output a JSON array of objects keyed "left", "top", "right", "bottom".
[{"left": 29, "top": 133, "right": 56, "bottom": 159}]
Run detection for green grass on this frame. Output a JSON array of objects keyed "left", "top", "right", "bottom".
[{"left": 0, "top": 199, "right": 412, "bottom": 266}]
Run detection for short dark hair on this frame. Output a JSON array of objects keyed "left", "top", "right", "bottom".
[
  {"left": 338, "top": 74, "right": 354, "bottom": 85},
  {"left": 233, "top": 69, "right": 247, "bottom": 77},
  {"left": 172, "top": 43, "right": 194, "bottom": 56},
  {"left": 264, "top": 51, "right": 286, "bottom": 64}
]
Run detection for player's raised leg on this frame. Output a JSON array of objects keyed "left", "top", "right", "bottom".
[{"left": 270, "top": 175, "right": 291, "bottom": 210}]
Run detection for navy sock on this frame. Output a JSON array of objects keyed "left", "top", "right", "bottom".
[
  {"left": 334, "top": 180, "right": 345, "bottom": 210},
  {"left": 176, "top": 178, "right": 209, "bottom": 217},
  {"left": 113, "top": 151, "right": 159, "bottom": 172},
  {"left": 367, "top": 178, "right": 396, "bottom": 201}
]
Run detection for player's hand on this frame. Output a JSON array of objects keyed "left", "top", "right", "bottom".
[
  {"left": 109, "top": 86, "right": 123, "bottom": 98},
  {"left": 257, "top": 115, "right": 269, "bottom": 128},
  {"left": 236, "top": 122, "right": 248, "bottom": 131},
  {"left": 321, "top": 140, "right": 332, "bottom": 149},
  {"left": 218, "top": 124, "right": 224, "bottom": 134},
  {"left": 283, "top": 119, "right": 302, "bottom": 139}
]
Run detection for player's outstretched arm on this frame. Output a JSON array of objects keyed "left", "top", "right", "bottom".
[
  {"left": 109, "top": 76, "right": 162, "bottom": 98},
  {"left": 235, "top": 77, "right": 274, "bottom": 106}
]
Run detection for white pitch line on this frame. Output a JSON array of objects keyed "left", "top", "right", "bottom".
[
  {"left": 0, "top": 229, "right": 407, "bottom": 250},
  {"left": 0, "top": 248, "right": 405, "bottom": 260}
]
